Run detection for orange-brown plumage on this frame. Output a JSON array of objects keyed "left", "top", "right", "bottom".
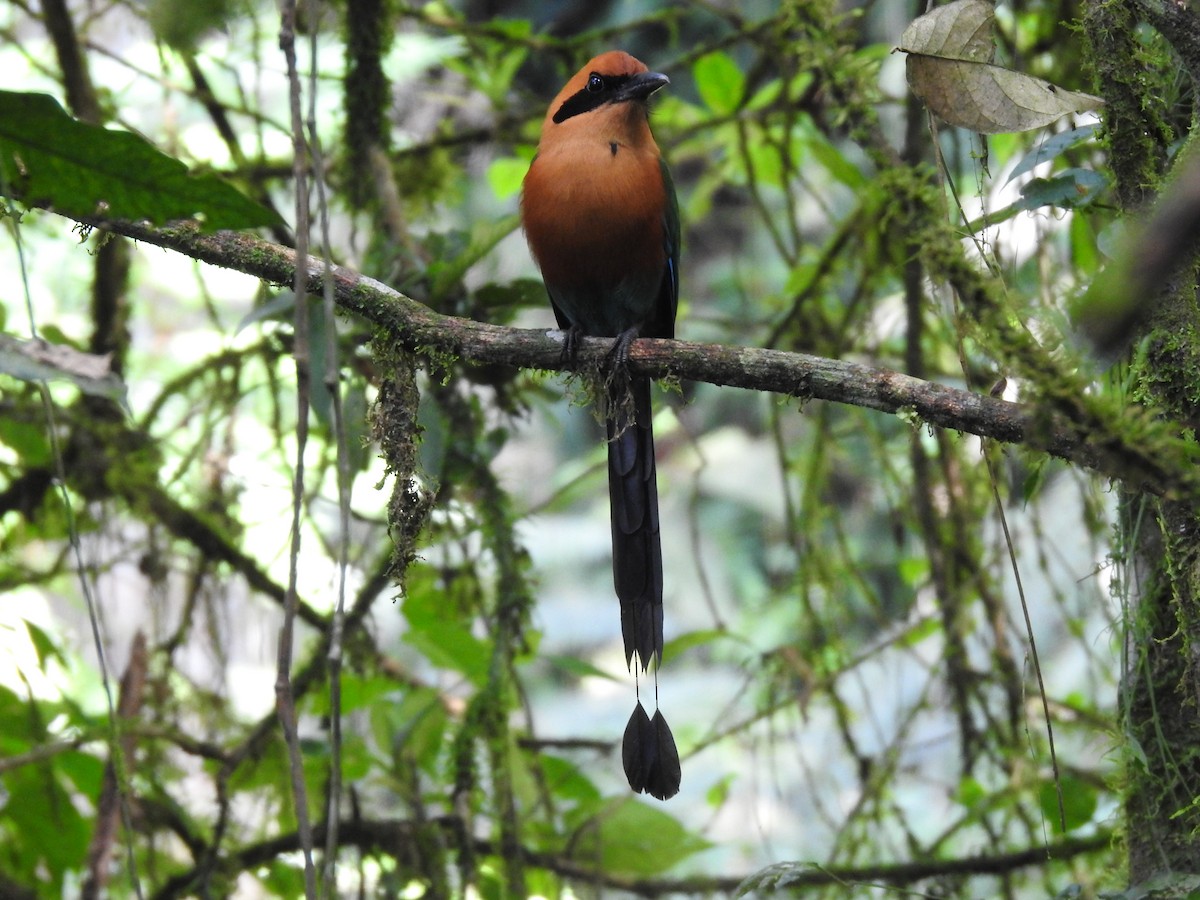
[
  {"left": 520, "top": 51, "right": 681, "bottom": 801},
  {"left": 523, "top": 157, "right": 666, "bottom": 321},
  {"left": 521, "top": 51, "right": 676, "bottom": 340}
]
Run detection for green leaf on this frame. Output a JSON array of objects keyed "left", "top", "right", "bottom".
[
  {"left": 0, "top": 416, "right": 51, "bottom": 465},
  {"left": 227, "top": 734, "right": 288, "bottom": 793},
  {"left": 56, "top": 749, "right": 106, "bottom": 798},
  {"left": 0, "top": 763, "right": 89, "bottom": 887},
  {"left": 1005, "top": 124, "right": 1100, "bottom": 184},
  {"left": 305, "top": 673, "right": 396, "bottom": 716},
  {"left": 1068, "top": 211, "right": 1100, "bottom": 279},
  {"left": 706, "top": 773, "right": 735, "bottom": 807},
  {"left": 1039, "top": 775, "right": 1097, "bottom": 833},
  {"left": 235, "top": 291, "right": 295, "bottom": 334},
  {"left": 370, "top": 687, "right": 448, "bottom": 774},
  {"left": 693, "top": 51, "right": 745, "bottom": 115},
  {"left": 897, "top": 556, "right": 930, "bottom": 587},
  {"left": 0, "top": 682, "right": 33, "bottom": 752},
  {"left": 23, "top": 619, "right": 65, "bottom": 671},
  {"left": 663, "top": 628, "right": 730, "bottom": 659},
  {"left": 402, "top": 591, "right": 490, "bottom": 686},
  {"left": 738, "top": 862, "right": 819, "bottom": 895},
  {"left": 807, "top": 129, "right": 866, "bottom": 189},
  {"left": 446, "top": 28, "right": 526, "bottom": 104},
  {"left": 746, "top": 78, "right": 784, "bottom": 111},
  {"left": 487, "top": 156, "right": 531, "bottom": 200},
  {"left": 955, "top": 775, "right": 986, "bottom": 809},
  {"left": 537, "top": 754, "right": 601, "bottom": 804},
  {"left": 569, "top": 798, "right": 710, "bottom": 876},
  {"left": 744, "top": 137, "right": 785, "bottom": 187},
  {"left": 1021, "top": 456, "right": 1049, "bottom": 504},
  {"left": 896, "top": 615, "right": 939, "bottom": 648},
  {"left": 339, "top": 734, "right": 374, "bottom": 782},
  {"left": 428, "top": 215, "right": 521, "bottom": 302},
  {"left": 146, "top": 0, "right": 233, "bottom": 50},
  {"left": 545, "top": 654, "right": 619, "bottom": 682},
  {"left": 1016, "top": 168, "right": 1107, "bottom": 212},
  {"left": 257, "top": 860, "right": 308, "bottom": 898},
  {"left": 0, "top": 91, "right": 283, "bottom": 231}
]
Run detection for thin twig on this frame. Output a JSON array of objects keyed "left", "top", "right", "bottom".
[
  {"left": 277, "top": 0, "right": 318, "bottom": 895},
  {"left": 83, "top": 632, "right": 148, "bottom": 900},
  {"left": 303, "top": 0, "right": 352, "bottom": 890}
]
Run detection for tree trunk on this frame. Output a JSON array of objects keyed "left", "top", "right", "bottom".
[{"left": 1085, "top": 0, "right": 1200, "bottom": 882}]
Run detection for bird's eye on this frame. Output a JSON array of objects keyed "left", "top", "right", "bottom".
[{"left": 586, "top": 73, "right": 604, "bottom": 93}]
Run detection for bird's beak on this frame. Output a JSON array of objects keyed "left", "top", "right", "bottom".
[{"left": 617, "top": 71, "right": 670, "bottom": 103}]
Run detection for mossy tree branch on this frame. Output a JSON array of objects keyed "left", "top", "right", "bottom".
[{"left": 71, "top": 215, "right": 1199, "bottom": 499}]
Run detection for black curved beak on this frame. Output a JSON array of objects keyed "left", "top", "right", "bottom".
[{"left": 617, "top": 71, "right": 670, "bottom": 103}]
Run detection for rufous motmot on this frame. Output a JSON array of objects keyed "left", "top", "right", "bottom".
[{"left": 521, "top": 50, "right": 681, "bottom": 800}]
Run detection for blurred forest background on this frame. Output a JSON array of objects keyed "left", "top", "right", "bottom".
[{"left": 2, "top": 0, "right": 1199, "bottom": 895}]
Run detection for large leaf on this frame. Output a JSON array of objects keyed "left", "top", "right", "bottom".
[
  {"left": 0, "top": 91, "right": 282, "bottom": 231},
  {"left": 901, "top": 0, "right": 996, "bottom": 63},
  {"left": 0, "top": 764, "right": 90, "bottom": 889},
  {"left": 1039, "top": 774, "right": 1098, "bottom": 834},
  {"left": 380, "top": 689, "right": 450, "bottom": 774},
  {"left": 899, "top": 0, "right": 1103, "bottom": 133},
  {"left": 694, "top": 51, "right": 745, "bottom": 115},
  {"left": 401, "top": 588, "right": 491, "bottom": 687},
  {"left": 0, "top": 333, "right": 126, "bottom": 402},
  {"left": 567, "top": 797, "right": 710, "bottom": 876}
]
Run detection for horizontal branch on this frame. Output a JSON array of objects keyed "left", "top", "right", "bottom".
[
  {"left": 75, "top": 217, "right": 1178, "bottom": 492},
  {"left": 150, "top": 813, "right": 1111, "bottom": 899}
]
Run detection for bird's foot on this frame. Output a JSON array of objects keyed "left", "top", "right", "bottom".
[
  {"left": 606, "top": 326, "right": 640, "bottom": 370},
  {"left": 602, "top": 327, "right": 641, "bottom": 430},
  {"left": 559, "top": 325, "right": 584, "bottom": 365}
]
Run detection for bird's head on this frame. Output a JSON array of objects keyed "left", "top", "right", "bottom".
[{"left": 541, "top": 51, "right": 669, "bottom": 137}]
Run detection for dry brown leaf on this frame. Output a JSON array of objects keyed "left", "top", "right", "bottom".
[
  {"left": 898, "top": 0, "right": 1104, "bottom": 133},
  {"left": 899, "top": 0, "right": 995, "bottom": 63}
]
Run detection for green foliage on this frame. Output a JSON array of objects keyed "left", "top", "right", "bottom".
[
  {"left": 1, "top": 762, "right": 90, "bottom": 891},
  {"left": 444, "top": 19, "right": 529, "bottom": 106},
  {"left": 564, "top": 797, "right": 713, "bottom": 875},
  {"left": 0, "top": 92, "right": 281, "bottom": 231},
  {"left": 402, "top": 580, "right": 492, "bottom": 687},
  {"left": 371, "top": 687, "right": 448, "bottom": 775},
  {"left": 426, "top": 214, "right": 522, "bottom": 304},
  {"left": 0, "top": 0, "right": 1178, "bottom": 894},
  {"left": 1016, "top": 168, "right": 1108, "bottom": 212},
  {"left": 0, "top": 627, "right": 99, "bottom": 896},
  {"left": 1040, "top": 775, "right": 1100, "bottom": 834},
  {"left": 693, "top": 51, "right": 745, "bottom": 115}
]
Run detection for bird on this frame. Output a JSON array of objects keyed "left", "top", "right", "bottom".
[{"left": 521, "top": 51, "right": 681, "bottom": 800}]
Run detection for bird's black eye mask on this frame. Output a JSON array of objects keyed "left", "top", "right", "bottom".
[{"left": 552, "top": 72, "right": 632, "bottom": 123}]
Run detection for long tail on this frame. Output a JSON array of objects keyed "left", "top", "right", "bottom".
[
  {"left": 608, "top": 376, "right": 681, "bottom": 800},
  {"left": 607, "top": 375, "right": 663, "bottom": 672}
]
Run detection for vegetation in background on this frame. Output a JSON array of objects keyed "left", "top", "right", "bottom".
[{"left": 0, "top": 0, "right": 1196, "bottom": 895}]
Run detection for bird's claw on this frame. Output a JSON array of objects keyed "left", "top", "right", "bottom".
[
  {"left": 606, "top": 326, "right": 640, "bottom": 371},
  {"left": 559, "top": 325, "right": 584, "bottom": 366}
]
